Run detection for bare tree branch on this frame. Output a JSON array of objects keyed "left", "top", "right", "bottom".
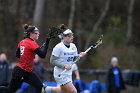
[
  {"left": 33, "top": 0, "right": 45, "bottom": 28},
  {"left": 76, "top": 0, "right": 82, "bottom": 51},
  {"left": 127, "top": 0, "right": 135, "bottom": 42},
  {"left": 68, "top": 0, "right": 76, "bottom": 29},
  {"left": 84, "top": 0, "right": 110, "bottom": 49}
]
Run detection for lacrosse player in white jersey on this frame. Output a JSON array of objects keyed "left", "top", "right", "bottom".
[{"left": 46, "top": 24, "right": 86, "bottom": 93}]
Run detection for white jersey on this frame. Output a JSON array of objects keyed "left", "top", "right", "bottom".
[{"left": 52, "top": 42, "right": 78, "bottom": 76}]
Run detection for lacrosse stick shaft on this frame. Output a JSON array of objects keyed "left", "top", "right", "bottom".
[
  {"left": 58, "top": 46, "right": 93, "bottom": 77},
  {"left": 84, "top": 46, "right": 93, "bottom": 53},
  {"left": 40, "top": 42, "right": 46, "bottom": 48}
]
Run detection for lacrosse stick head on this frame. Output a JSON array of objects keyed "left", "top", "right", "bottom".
[
  {"left": 47, "top": 27, "right": 63, "bottom": 39},
  {"left": 92, "top": 34, "right": 103, "bottom": 48},
  {"left": 47, "top": 24, "right": 69, "bottom": 39}
]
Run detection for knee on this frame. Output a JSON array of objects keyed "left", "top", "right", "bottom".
[{"left": 70, "top": 88, "right": 77, "bottom": 93}]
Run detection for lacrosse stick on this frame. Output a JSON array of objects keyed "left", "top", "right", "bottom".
[
  {"left": 40, "top": 27, "right": 63, "bottom": 48},
  {"left": 58, "top": 34, "right": 103, "bottom": 77}
]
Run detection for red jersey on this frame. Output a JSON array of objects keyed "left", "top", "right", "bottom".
[{"left": 16, "top": 38, "right": 39, "bottom": 72}]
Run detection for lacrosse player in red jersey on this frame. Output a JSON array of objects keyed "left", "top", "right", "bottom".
[{"left": 0, "top": 24, "right": 52, "bottom": 93}]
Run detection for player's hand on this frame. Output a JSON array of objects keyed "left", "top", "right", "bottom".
[
  {"left": 64, "top": 64, "right": 72, "bottom": 70},
  {"left": 79, "top": 52, "right": 87, "bottom": 57}
]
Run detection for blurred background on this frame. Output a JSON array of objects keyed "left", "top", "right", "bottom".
[{"left": 0, "top": 0, "right": 140, "bottom": 93}]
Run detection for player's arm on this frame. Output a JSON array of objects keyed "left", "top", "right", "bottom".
[
  {"left": 74, "top": 70, "right": 80, "bottom": 80},
  {"left": 72, "top": 52, "right": 86, "bottom": 64},
  {"left": 50, "top": 55, "right": 65, "bottom": 69},
  {"left": 16, "top": 48, "right": 20, "bottom": 58},
  {"left": 72, "top": 64, "right": 80, "bottom": 79},
  {"left": 72, "top": 44, "right": 86, "bottom": 63},
  {"left": 35, "top": 38, "right": 50, "bottom": 58}
]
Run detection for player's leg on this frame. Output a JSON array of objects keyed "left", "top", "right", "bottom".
[
  {"left": 25, "top": 72, "right": 43, "bottom": 93},
  {"left": 61, "top": 82, "right": 77, "bottom": 93},
  {"left": 52, "top": 86, "right": 61, "bottom": 93},
  {"left": 45, "top": 86, "right": 61, "bottom": 93},
  {"left": 7, "top": 66, "right": 23, "bottom": 93}
]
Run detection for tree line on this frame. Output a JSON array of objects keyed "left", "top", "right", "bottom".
[{"left": 0, "top": 0, "right": 140, "bottom": 69}]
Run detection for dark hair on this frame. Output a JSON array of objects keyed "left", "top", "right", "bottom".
[
  {"left": 23, "top": 24, "right": 36, "bottom": 38},
  {"left": 58, "top": 24, "right": 72, "bottom": 37},
  {"left": 58, "top": 24, "right": 67, "bottom": 32}
]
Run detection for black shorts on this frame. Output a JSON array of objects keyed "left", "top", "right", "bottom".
[{"left": 7, "top": 66, "right": 43, "bottom": 93}]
